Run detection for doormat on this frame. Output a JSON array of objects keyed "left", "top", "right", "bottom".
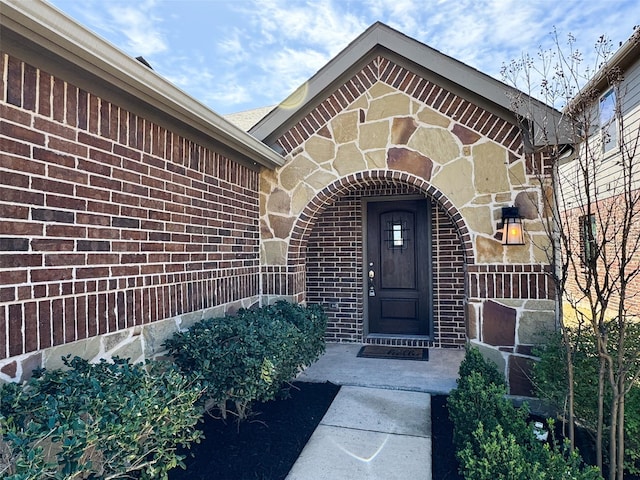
[{"left": 357, "top": 345, "right": 429, "bottom": 361}]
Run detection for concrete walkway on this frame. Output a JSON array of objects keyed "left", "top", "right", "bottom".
[
  {"left": 286, "top": 386, "right": 431, "bottom": 479},
  {"left": 286, "top": 343, "right": 463, "bottom": 479}
]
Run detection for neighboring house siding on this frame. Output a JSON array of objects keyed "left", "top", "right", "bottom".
[
  {"left": 619, "top": 55, "right": 640, "bottom": 155},
  {"left": 559, "top": 57, "right": 640, "bottom": 207},
  {"left": 559, "top": 45, "right": 640, "bottom": 318},
  {"left": 0, "top": 53, "right": 260, "bottom": 380},
  {"left": 562, "top": 199, "right": 640, "bottom": 316}
]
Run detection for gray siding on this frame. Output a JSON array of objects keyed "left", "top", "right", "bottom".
[{"left": 559, "top": 53, "right": 640, "bottom": 208}]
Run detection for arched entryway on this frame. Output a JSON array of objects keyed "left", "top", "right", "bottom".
[{"left": 288, "top": 170, "right": 473, "bottom": 348}]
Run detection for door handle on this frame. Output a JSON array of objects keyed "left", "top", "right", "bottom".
[{"left": 368, "top": 262, "right": 375, "bottom": 296}]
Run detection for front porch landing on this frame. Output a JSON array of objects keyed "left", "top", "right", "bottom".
[{"left": 296, "top": 343, "right": 464, "bottom": 394}]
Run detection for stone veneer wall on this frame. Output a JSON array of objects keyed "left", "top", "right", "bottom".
[
  {"left": 0, "top": 53, "right": 261, "bottom": 382},
  {"left": 260, "top": 55, "right": 556, "bottom": 393}
]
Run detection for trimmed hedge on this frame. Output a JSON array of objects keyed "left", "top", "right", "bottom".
[
  {"left": 448, "top": 348, "right": 529, "bottom": 450},
  {"left": 0, "top": 357, "right": 203, "bottom": 480},
  {"left": 448, "top": 347, "right": 602, "bottom": 480},
  {"left": 164, "top": 300, "right": 327, "bottom": 419}
]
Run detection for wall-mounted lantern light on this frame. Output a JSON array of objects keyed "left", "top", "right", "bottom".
[{"left": 501, "top": 206, "right": 525, "bottom": 245}]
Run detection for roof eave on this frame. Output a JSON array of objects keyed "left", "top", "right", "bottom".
[
  {"left": 567, "top": 29, "right": 640, "bottom": 114},
  {"left": 0, "top": 0, "right": 284, "bottom": 169}
]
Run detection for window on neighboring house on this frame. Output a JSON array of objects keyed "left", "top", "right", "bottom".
[
  {"left": 579, "top": 214, "right": 597, "bottom": 266},
  {"left": 599, "top": 88, "right": 617, "bottom": 153}
]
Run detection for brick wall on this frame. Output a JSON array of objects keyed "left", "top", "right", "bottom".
[
  {"left": 467, "top": 265, "right": 555, "bottom": 300},
  {"left": 0, "top": 53, "right": 261, "bottom": 362},
  {"left": 563, "top": 199, "right": 640, "bottom": 317},
  {"left": 431, "top": 204, "right": 466, "bottom": 347},
  {"left": 306, "top": 185, "right": 466, "bottom": 347},
  {"left": 306, "top": 194, "right": 364, "bottom": 343}
]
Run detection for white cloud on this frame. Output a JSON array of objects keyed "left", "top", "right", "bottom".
[
  {"left": 63, "top": 0, "right": 168, "bottom": 57},
  {"left": 104, "top": 1, "right": 167, "bottom": 57},
  {"left": 203, "top": 80, "right": 251, "bottom": 107},
  {"left": 217, "top": 28, "right": 251, "bottom": 66},
  {"left": 360, "top": 0, "right": 423, "bottom": 37},
  {"left": 236, "top": 0, "right": 368, "bottom": 55},
  {"left": 158, "top": 53, "right": 252, "bottom": 112},
  {"left": 260, "top": 47, "right": 330, "bottom": 95},
  {"left": 219, "top": 0, "right": 372, "bottom": 108},
  {"left": 208, "top": 0, "right": 640, "bottom": 111}
]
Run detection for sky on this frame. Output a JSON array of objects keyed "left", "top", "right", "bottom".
[{"left": 47, "top": 0, "right": 640, "bottom": 115}]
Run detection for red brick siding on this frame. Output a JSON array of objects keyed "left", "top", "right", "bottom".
[
  {"left": 306, "top": 185, "right": 466, "bottom": 347},
  {"left": 261, "top": 264, "right": 306, "bottom": 301},
  {"left": 468, "top": 265, "right": 555, "bottom": 300},
  {"left": 0, "top": 53, "right": 260, "bottom": 360},
  {"left": 306, "top": 194, "right": 364, "bottom": 343},
  {"left": 563, "top": 198, "right": 640, "bottom": 316},
  {"left": 431, "top": 205, "right": 466, "bottom": 346}
]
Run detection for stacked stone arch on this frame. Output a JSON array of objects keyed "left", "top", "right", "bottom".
[
  {"left": 284, "top": 170, "right": 473, "bottom": 347},
  {"left": 258, "top": 57, "right": 552, "bottom": 286},
  {"left": 258, "top": 55, "right": 551, "bottom": 269},
  {"left": 287, "top": 170, "right": 475, "bottom": 266}
]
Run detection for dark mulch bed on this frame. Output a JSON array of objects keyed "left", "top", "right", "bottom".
[
  {"left": 432, "top": 395, "right": 463, "bottom": 480},
  {"left": 169, "top": 381, "right": 341, "bottom": 480}
]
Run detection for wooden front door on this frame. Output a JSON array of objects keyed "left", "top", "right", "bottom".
[{"left": 366, "top": 198, "right": 432, "bottom": 336}]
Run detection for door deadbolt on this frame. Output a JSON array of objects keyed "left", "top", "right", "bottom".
[{"left": 368, "top": 262, "right": 375, "bottom": 296}]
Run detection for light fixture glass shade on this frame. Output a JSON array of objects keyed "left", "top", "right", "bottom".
[{"left": 502, "top": 217, "right": 525, "bottom": 245}]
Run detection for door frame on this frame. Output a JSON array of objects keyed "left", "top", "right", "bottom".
[{"left": 362, "top": 195, "right": 434, "bottom": 340}]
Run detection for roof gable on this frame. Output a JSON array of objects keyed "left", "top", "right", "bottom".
[
  {"left": 250, "top": 22, "right": 562, "bottom": 149},
  {"left": 267, "top": 55, "right": 525, "bottom": 160}
]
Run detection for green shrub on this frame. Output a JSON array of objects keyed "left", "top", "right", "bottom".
[
  {"left": 625, "top": 387, "right": 640, "bottom": 475},
  {"left": 164, "top": 301, "right": 327, "bottom": 420},
  {"left": 0, "top": 356, "right": 203, "bottom": 480},
  {"left": 448, "top": 370, "right": 529, "bottom": 449},
  {"left": 448, "top": 347, "right": 529, "bottom": 449},
  {"left": 533, "top": 329, "right": 640, "bottom": 474},
  {"left": 458, "top": 422, "right": 535, "bottom": 480},
  {"left": 459, "top": 422, "right": 601, "bottom": 480},
  {"left": 532, "top": 330, "right": 601, "bottom": 431},
  {"left": 265, "top": 301, "right": 327, "bottom": 365},
  {"left": 449, "top": 346, "right": 601, "bottom": 479},
  {"left": 457, "top": 345, "right": 505, "bottom": 387}
]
